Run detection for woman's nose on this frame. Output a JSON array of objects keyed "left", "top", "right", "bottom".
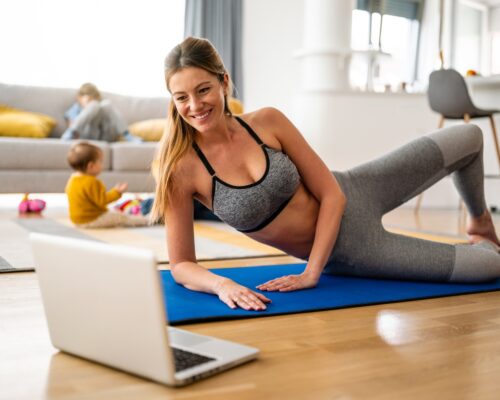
[{"left": 189, "top": 97, "right": 203, "bottom": 111}]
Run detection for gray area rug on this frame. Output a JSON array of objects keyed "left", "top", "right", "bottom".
[
  {"left": 0, "top": 218, "right": 99, "bottom": 272},
  {"left": 0, "top": 217, "right": 280, "bottom": 272},
  {"left": 15, "top": 218, "right": 100, "bottom": 240}
]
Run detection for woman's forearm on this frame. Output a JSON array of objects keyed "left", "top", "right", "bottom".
[
  {"left": 305, "top": 191, "right": 346, "bottom": 278},
  {"left": 170, "top": 261, "right": 229, "bottom": 294}
]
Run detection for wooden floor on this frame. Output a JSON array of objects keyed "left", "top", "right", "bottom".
[{"left": 1, "top": 207, "right": 500, "bottom": 400}]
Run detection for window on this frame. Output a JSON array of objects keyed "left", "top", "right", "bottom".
[
  {"left": 0, "top": 0, "right": 185, "bottom": 97},
  {"left": 451, "top": 0, "right": 488, "bottom": 75},
  {"left": 492, "top": 32, "right": 500, "bottom": 74},
  {"left": 492, "top": 7, "right": 500, "bottom": 74},
  {"left": 351, "top": 0, "right": 423, "bottom": 91}
]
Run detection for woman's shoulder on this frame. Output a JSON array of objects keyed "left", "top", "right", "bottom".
[
  {"left": 239, "top": 107, "right": 289, "bottom": 137},
  {"left": 240, "top": 107, "right": 286, "bottom": 125},
  {"left": 172, "top": 148, "right": 198, "bottom": 177},
  {"left": 170, "top": 147, "right": 205, "bottom": 190}
]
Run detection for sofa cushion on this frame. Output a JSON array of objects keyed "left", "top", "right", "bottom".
[
  {"left": 104, "top": 92, "right": 168, "bottom": 125},
  {"left": 0, "top": 138, "right": 111, "bottom": 170},
  {"left": 111, "top": 142, "right": 157, "bottom": 171},
  {"left": 128, "top": 118, "right": 166, "bottom": 142},
  {"left": 0, "top": 105, "right": 57, "bottom": 138}
]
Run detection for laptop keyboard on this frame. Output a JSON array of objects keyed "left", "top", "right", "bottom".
[{"left": 171, "top": 347, "right": 216, "bottom": 372}]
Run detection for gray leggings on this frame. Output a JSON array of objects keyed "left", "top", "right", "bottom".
[{"left": 325, "top": 124, "right": 500, "bottom": 283}]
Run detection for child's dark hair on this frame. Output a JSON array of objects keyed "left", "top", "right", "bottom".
[{"left": 67, "top": 142, "right": 102, "bottom": 172}]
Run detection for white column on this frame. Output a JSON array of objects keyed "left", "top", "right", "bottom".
[
  {"left": 295, "top": 0, "right": 354, "bottom": 91},
  {"left": 294, "top": 0, "right": 354, "bottom": 167}
]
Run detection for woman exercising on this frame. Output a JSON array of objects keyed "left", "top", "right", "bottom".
[{"left": 151, "top": 37, "right": 500, "bottom": 311}]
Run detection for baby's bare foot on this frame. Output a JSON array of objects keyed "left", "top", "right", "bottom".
[{"left": 467, "top": 211, "right": 500, "bottom": 246}]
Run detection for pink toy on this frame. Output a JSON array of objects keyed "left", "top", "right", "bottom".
[{"left": 18, "top": 193, "right": 46, "bottom": 214}]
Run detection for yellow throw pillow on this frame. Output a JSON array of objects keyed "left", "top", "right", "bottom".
[
  {"left": 128, "top": 118, "right": 166, "bottom": 142},
  {"left": 228, "top": 97, "right": 244, "bottom": 115},
  {"left": 0, "top": 105, "right": 56, "bottom": 138}
]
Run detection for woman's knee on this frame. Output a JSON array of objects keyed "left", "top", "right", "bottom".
[
  {"left": 448, "top": 243, "right": 500, "bottom": 282},
  {"left": 428, "top": 124, "right": 483, "bottom": 167},
  {"left": 458, "top": 124, "right": 483, "bottom": 149}
]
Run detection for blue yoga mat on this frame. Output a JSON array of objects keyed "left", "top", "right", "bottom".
[{"left": 160, "top": 263, "right": 500, "bottom": 325}]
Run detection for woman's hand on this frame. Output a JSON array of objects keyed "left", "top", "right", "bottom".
[
  {"left": 215, "top": 278, "right": 271, "bottom": 311},
  {"left": 256, "top": 271, "right": 320, "bottom": 292}
]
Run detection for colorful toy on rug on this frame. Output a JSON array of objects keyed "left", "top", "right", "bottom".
[
  {"left": 114, "top": 197, "right": 144, "bottom": 215},
  {"left": 18, "top": 193, "right": 46, "bottom": 214}
]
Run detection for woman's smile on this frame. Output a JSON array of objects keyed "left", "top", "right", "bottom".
[{"left": 191, "top": 108, "right": 213, "bottom": 122}]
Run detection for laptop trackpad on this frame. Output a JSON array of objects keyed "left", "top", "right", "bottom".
[{"left": 168, "top": 327, "right": 211, "bottom": 347}]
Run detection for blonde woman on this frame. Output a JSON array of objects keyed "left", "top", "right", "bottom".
[{"left": 152, "top": 37, "right": 500, "bottom": 312}]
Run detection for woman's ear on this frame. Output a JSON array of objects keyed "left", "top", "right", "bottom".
[{"left": 222, "top": 73, "right": 229, "bottom": 96}]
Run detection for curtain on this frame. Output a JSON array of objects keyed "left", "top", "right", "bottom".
[
  {"left": 356, "top": 0, "right": 425, "bottom": 21},
  {"left": 184, "top": 0, "right": 243, "bottom": 100}
]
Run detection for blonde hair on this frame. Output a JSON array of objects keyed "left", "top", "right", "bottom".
[
  {"left": 67, "top": 141, "right": 102, "bottom": 173},
  {"left": 78, "top": 82, "right": 102, "bottom": 101},
  {"left": 150, "top": 37, "right": 233, "bottom": 221}
]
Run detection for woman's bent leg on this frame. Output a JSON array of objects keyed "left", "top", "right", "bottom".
[
  {"left": 326, "top": 226, "right": 500, "bottom": 283},
  {"left": 428, "top": 123, "right": 486, "bottom": 216},
  {"left": 326, "top": 124, "right": 500, "bottom": 282},
  {"left": 428, "top": 124, "right": 499, "bottom": 244},
  {"left": 342, "top": 124, "right": 487, "bottom": 216}
]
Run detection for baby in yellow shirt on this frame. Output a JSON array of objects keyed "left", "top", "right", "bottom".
[{"left": 65, "top": 142, "right": 148, "bottom": 228}]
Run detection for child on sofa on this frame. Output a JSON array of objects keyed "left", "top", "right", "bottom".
[
  {"left": 61, "top": 83, "right": 141, "bottom": 143},
  {"left": 65, "top": 142, "right": 148, "bottom": 228}
]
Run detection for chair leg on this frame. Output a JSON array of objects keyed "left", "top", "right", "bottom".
[
  {"left": 458, "top": 198, "right": 467, "bottom": 231},
  {"left": 438, "top": 115, "right": 445, "bottom": 128},
  {"left": 464, "top": 113, "right": 470, "bottom": 123},
  {"left": 414, "top": 192, "right": 424, "bottom": 215},
  {"left": 488, "top": 115, "right": 500, "bottom": 173}
]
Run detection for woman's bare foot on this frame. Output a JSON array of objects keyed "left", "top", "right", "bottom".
[{"left": 467, "top": 210, "right": 500, "bottom": 246}]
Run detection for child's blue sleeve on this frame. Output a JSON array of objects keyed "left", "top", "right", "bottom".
[{"left": 64, "top": 102, "right": 82, "bottom": 121}]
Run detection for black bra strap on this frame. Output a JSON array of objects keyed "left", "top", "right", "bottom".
[
  {"left": 192, "top": 141, "right": 216, "bottom": 177},
  {"left": 235, "top": 116, "right": 264, "bottom": 146}
]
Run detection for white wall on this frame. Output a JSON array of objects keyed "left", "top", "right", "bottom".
[
  {"left": 0, "top": 0, "right": 184, "bottom": 97},
  {"left": 242, "top": 0, "right": 303, "bottom": 117},
  {"left": 243, "top": 0, "right": 500, "bottom": 209},
  {"left": 492, "top": 4, "right": 500, "bottom": 30}
]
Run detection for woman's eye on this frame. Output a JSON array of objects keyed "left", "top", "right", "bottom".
[
  {"left": 199, "top": 87, "right": 210, "bottom": 94},
  {"left": 176, "top": 96, "right": 187, "bottom": 102}
]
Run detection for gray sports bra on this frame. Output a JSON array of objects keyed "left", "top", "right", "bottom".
[{"left": 192, "top": 116, "right": 301, "bottom": 233}]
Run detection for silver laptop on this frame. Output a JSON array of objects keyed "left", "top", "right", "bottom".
[{"left": 30, "top": 233, "right": 258, "bottom": 386}]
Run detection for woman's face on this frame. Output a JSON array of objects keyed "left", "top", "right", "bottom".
[{"left": 168, "top": 67, "right": 227, "bottom": 133}]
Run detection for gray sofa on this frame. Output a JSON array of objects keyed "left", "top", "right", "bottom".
[{"left": 0, "top": 82, "right": 169, "bottom": 193}]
